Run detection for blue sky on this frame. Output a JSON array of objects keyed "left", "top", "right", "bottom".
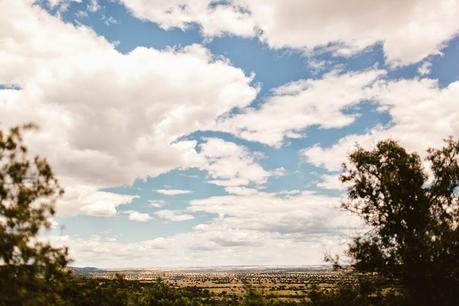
[{"left": 1, "top": 0, "right": 459, "bottom": 267}]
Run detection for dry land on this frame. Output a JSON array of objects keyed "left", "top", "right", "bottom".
[{"left": 76, "top": 266, "right": 356, "bottom": 302}]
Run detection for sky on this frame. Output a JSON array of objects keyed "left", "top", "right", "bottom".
[{"left": 1, "top": 0, "right": 459, "bottom": 268}]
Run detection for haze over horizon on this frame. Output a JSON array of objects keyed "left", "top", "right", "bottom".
[{"left": 1, "top": 0, "right": 459, "bottom": 268}]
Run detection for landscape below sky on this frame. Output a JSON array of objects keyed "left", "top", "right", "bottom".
[{"left": 1, "top": 0, "right": 458, "bottom": 268}]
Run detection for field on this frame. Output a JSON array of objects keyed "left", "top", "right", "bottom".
[{"left": 76, "top": 266, "right": 356, "bottom": 302}]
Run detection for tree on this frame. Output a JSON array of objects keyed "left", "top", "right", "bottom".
[
  {"left": 340, "top": 138, "right": 459, "bottom": 306},
  {"left": 0, "top": 125, "right": 71, "bottom": 305}
]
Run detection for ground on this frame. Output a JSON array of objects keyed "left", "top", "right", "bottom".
[{"left": 77, "top": 267, "right": 356, "bottom": 303}]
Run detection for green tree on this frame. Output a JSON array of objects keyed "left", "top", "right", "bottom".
[
  {"left": 341, "top": 138, "right": 459, "bottom": 306},
  {"left": 0, "top": 125, "right": 71, "bottom": 305},
  {"left": 242, "top": 288, "right": 268, "bottom": 306}
]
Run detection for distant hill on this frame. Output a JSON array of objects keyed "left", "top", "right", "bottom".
[
  {"left": 70, "top": 265, "right": 333, "bottom": 274},
  {"left": 70, "top": 266, "right": 105, "bottom": 273}
]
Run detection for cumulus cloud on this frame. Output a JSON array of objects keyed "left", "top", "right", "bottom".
[
  {"left": 120, "top": 0, "right": 257, "bottom": 38},
  {"left": 49, "top": 235, "right": 173, "bottom": 267},
  {"left": 216, "top": 70, "right": 383, "bottom": 147},
  {"left": 0, "top": 1, "right": 257, "bottom": 217},
  {"left": 51, "top": 190, "right": 360, "bottom": 267},
  {"left": 188, "top": 192, "right": 360, "bottom": 235},
  {"left": 211, "top": 66, "right": 458, "bottom": 168},
  {"left": 303, "top": 78, "right": 459, "bottom": 171},
  {"left": 317, "top": 174, "right": 345, "bottom": 191},
  {"left": 124, "top": 210, "right": 153, "bottom": 222},
  {"left": 155, "top": 189, "right": 192, "bottom": 196},
  {"left": 121, "top": 0, "right": 459, "bottom": 65},
  {"left": 198, "top": 138, "right": 275, "bottom": 191},
  {"left": 61, "top": 185, "right": 138, "bottom": 217},
  {"left": 154, "top": 210, "right": 194, "bottom": 222},
  {"left": 49, "top": 232, "right": 337, "bottom": 267},
  {"left": 302, "top": 128, "right": 385, "bottom": 171},
  {"left": 50, "top": 191, "right": 361, "bottom": 267}
]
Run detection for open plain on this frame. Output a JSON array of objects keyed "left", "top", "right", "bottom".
[{"left": 76, "top": 266, "right": 356, "bottom": 302}]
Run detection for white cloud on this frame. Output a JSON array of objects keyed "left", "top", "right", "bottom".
[
  {"left": 61, "top": 185, "right": 138, "bottom": 217},
  {"left": 155, "top": 189, "right": 192, "bottom": 196},
  {"left": 277, "top": 189, "right": 301, "bottom": 196},
  {"left": 48, "top": 191, "right": 361, "bottom": 267},
  {"left": 121, "top": 0, "right": 257, "bottom": 38},
  {"left": 55, "top": 231, "right": 350, "bottom": 267},
  {"left": 49, "top": 234, "right": 173, "bottom": 267},
  {"left": 317, "top": 174, "right": 345, "bottom": 191},
  {"left": 303, "top": 130, "right": 385, "bottom": 171},
  {"left": 216, "top": 70, "right": 383, "bottom": 147},
  {"left": 0, "top": 1, "right": 257, "bottom": 217},
  {"left": 102, "top": 15, "right": 117, "bottom": 26},
  {"left": 47, "top": 0, "right": 61, "bottom": 7},
  {"left": 223, "top": 187, "right": 259, "bottom": 196},
  {"left": 418, "top": 61, "right": 432, "bottom": 76},
  {"left": 46, "top": 0, "right": 81, "bottom": 12},
  {"left": 121, "top": 0, "right": 459, "bottom": 65},
  {"left": 87, "top": 0, "right": 100, "bottom": 13},
  {"left": 148, "top": 199, "right": 166, "bottom": 208},
  {"left": 188, "top": 192, "right": 360, "bottom": 235},
  {"left": 198, "top": 138, "right": 274, "bottom": 191},
  {"left": 124, "top": 210, "right": 153, "bottom": 222},
  {"left": 303, "top": 78, "right": 459, "bottom": 171},
  {"left": 154, "top": 210, "right": 194, "bottom": 222}
]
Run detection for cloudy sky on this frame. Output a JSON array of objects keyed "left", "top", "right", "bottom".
[{"left": 1, "top": 0, "right": 459, "bottom": 268}]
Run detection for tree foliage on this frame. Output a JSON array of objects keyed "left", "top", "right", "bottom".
[
  {"left": 341, "top": 138, "right": 459, "bottom": 305},
  {"left": 0, "top": 125, "right": 71, "bottom": 305}
]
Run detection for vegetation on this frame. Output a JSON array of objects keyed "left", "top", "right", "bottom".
[
  {"left": 60, "top": 276, "right": 233, "bottom": 306},
  {"left": 340, "top": 138, "right": 459, "bottom": 306},
  {"left": 1, "top": 125, "right": 457, "bottom": 305},
  {"left": 0, "top": 124, "right": 71, "bottom": 305}
]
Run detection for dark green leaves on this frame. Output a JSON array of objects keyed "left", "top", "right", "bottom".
[
  {"left": 341, "top": 138, "right": 459, "bottom": 306},
  {"left": 0, "top": 125, "right": 71, "bottom": 305}
]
